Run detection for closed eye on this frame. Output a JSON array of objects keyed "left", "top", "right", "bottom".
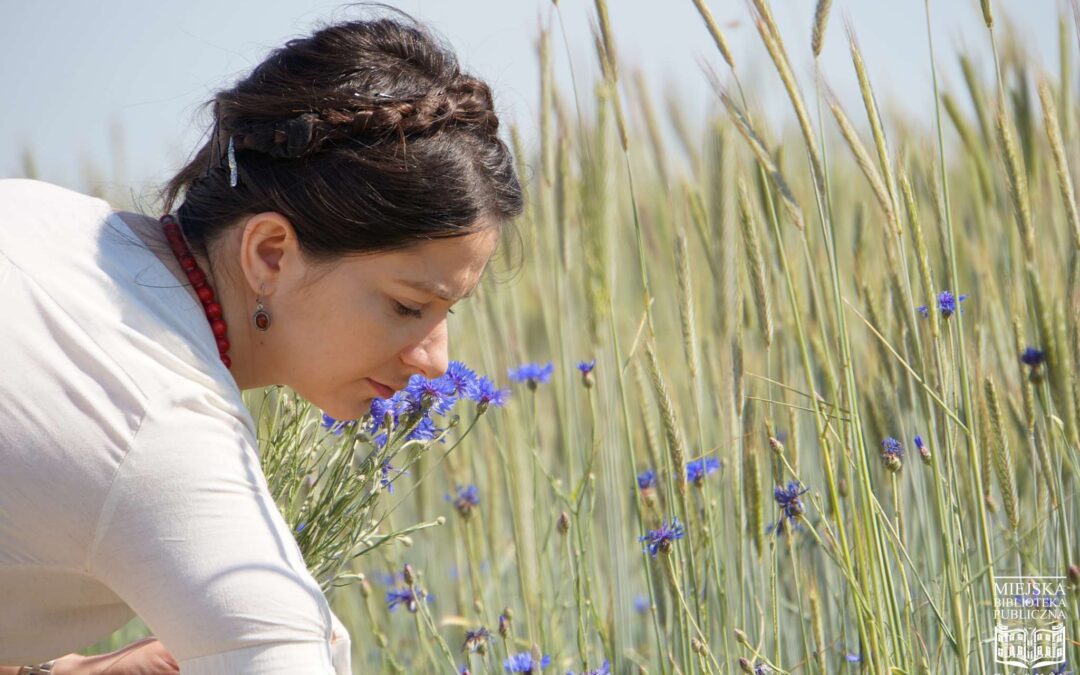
[{"left": 393, "top": 301, "right": 456, "bottom": 319}]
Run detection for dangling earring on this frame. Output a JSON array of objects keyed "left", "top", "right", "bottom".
[{"left": 253, "top": 295, "right": 272, "bottom": 331}]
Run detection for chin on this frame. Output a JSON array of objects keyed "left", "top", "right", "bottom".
[{"left": 321, "top": 398, "right": 374, "bottom": 422}]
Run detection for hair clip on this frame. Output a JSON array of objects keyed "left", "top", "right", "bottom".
[
  {"left": 227, "top": 135, "right": 238, "bottom": 187},
  {"left": 375, "top": 92, "right": 392, "bottom": 99}
]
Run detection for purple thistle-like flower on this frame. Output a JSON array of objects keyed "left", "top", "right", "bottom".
[
  {"left": 445, "top": 484, "right": 480, "bottom": 517},
  {"left": 686, "top": 457, "right": 722, "bottom": 485},
  {"left": 845, "top": 653, "right": 862, "bottom": 664},
  {"left": 472, "top": 375, "right": 511, "bottom": 410},
  {"left": 774, "top": 480, "right": 809, "bottom": 522},
  {"left": 1020, "top": 346, "right": 1046, "bottom": 367},
  {"left": 503, "top": 651, "right": 551, "bottom": 673},
  {"left": 637, "top": 468, "right": 658, "bottom": 491},
  {"left": 508, "top": 361, "right": 555, "bottom": 390},
  {"left": 639, "top": 517, "right": 686, "bottom": 557}
]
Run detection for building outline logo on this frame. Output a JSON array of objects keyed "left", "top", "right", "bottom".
[{"left": 991, "top": 576, "right": 1068, "bottom": 671}]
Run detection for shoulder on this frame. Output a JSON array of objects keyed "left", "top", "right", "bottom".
[{"left": 0, "top": 177, "right": 109, "bottom": 213}]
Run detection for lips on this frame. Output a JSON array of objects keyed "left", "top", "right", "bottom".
[{"left": 368, "top": 378, "right": 396, "bottom": 398}]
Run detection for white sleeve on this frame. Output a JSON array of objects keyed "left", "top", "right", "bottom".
[{"left": 86, "top": 390, "right": 352, "bottom": 675}]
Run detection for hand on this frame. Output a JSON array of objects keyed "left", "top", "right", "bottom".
[{"left": 65, "top": 638, "right": 179, "bottom": 675}]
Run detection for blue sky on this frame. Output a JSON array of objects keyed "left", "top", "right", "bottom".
[{"left": 0, "top": 0, "right": 1063, "bottom": 198}]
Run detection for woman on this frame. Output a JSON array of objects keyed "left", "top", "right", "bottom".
[{"left": 0, "top": 7, "right": 524, "bottom": 674}]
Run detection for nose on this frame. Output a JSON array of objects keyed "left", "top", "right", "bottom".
[{"left": 400, "top": 319, "right": 449, "bottom": 381}]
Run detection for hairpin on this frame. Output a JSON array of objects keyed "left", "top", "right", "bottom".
[{"left": 227, "top": 136, "right": 238, "bottom": 187}]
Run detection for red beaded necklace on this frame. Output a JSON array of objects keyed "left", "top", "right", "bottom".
[{"left": 160, "top": 214, "right": 232, "bottom": 369}]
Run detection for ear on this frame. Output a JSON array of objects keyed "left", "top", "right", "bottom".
[{"left": 237, "top": 211, "right": 299, "bottom": 297}]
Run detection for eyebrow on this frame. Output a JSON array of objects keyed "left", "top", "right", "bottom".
[{"left": 397, "top": 278, "right": 477, "bottom": 302}]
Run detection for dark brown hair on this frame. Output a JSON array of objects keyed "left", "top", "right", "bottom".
[{"left": 159, "top": 4, "right": 524, "bottom": 284}]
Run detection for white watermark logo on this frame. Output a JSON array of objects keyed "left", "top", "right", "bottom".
[{"left": 992, "top": 576, "right": 1067, "bottom": 670}]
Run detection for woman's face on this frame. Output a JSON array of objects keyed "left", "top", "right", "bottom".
[{"left": 231, "top": 213, "right": 500, "bottom": 421}]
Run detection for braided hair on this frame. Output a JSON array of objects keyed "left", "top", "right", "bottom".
[{"left": 158, "top": 5, "right": 523, "bottom": 278}]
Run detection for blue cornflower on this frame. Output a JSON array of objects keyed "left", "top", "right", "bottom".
[
  {"left": 914, "top": 434, "right": 930, "bottom": 464},
  {"left": 472, "top": 375, "right": 511, "bottom": 411},
  {"left": 774, "top": 480, "right": 809, "bottom": 522},
  {"left": 845, "top": 653, "right": 862, "bottom": 664},
  {"left": 386, "top": 586, "right": 433, "bottom": 613},
  {"left": 686, "top": 457, "right": 722, "bottom": 486},
  {"left": 508, "top": 361, "right": 555, "bottom": 390},
  {"left": 1021, "top": 346, "right": 1046, "bottom": 366},
  {"left": 446, "top": 484, "right": 480, "bottom": 518},
  {"left": 401, "top": 373, "right": 458, "bottom": 417},
  {"left": 504, "top": 651, "right": 551, "bottom": 673},
  {"left": 295, "top": 521, "right": 307, "bottom": 534},
  {"left": 379, "top": 460, "right": 409, "bottom": 493},
  {"left": 637, "top": 468, "right": 658, "bottom": 491},
  {"left": 937, "top": 290, "right": 967, "bottom": 317},
  {"left": 881, "top": 437, "right": 904, "bottom": 473},
  {"left": 463, "top": 625, "right": 490, "bottom": 653},
  {"left": 1050, "top": 662, "right": 1072, "bottom": 674},
  {"left": 577, "top": 359, "right": 596, "bottom": 389},
  {"left": 917, "top": 290, "right": 968, "bottom": 319},
  {"left": 639, "top": 517, "right": 686, "bottom": 557},
  {"left": 376, "top": 571, "right": 403, "bottom": 586},
  {"left": 321, "top": 412, "right": 357, "bottom": 436},
  {"left": 405, "top": 414, "right": 444, "bottom": 443},
  {"left": 444, "top": 361, "right": 481, "bottom": 399},
  {"left": 567, "top": 661, "right": 611, "bottom": 675},
  {"left": 368, "top": 397, "right": 397, "bottom": 428},
  {"left": 633, "top": 594, "right": 649, "bottom": 614},
  {"left": 766, "top": 518, "right": 805, "bottom": 537}
]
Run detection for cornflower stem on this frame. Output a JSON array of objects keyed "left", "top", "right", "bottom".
[
  {"left": 604, "top": 299, "right": 668, "bottom": 674},
  {"left": 462, "top": 518, "right": 487, "bottom": 617},
  {"left": 660, "top": 554, "right": 725, "bottom": 672},
  {"left": 724, "top": 60, "right": 882, "bottom": 665},
  {"left": 787, "top": 536, "right": 815, "bottom": 675},
  {"left": 698, "top": 485, "right": 733, "bottom": 660},
  {"left": 410, "top": 597, "right": 452, "bottom": 673},
  {"left": 924, "top": 3, "right": 995, "bottom": 670},
  {"left": 890, "top": 473, "right": 917, "bottom": 669},
  {"left": 491, "top": 407, "right": 538, "bottom": 647},
  {"left": 748, "top": 132, "right": 876, "bottom": 664},
  {"left": 526, "top": 391, "right": 550, "bottom": 653},
  {"left": 588, "top": 11, "right": 697, "bottom": 662}
]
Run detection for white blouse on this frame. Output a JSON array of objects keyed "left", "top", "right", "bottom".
[{"left": 0, "top": 179, "right": 351, "bottom": 674}]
